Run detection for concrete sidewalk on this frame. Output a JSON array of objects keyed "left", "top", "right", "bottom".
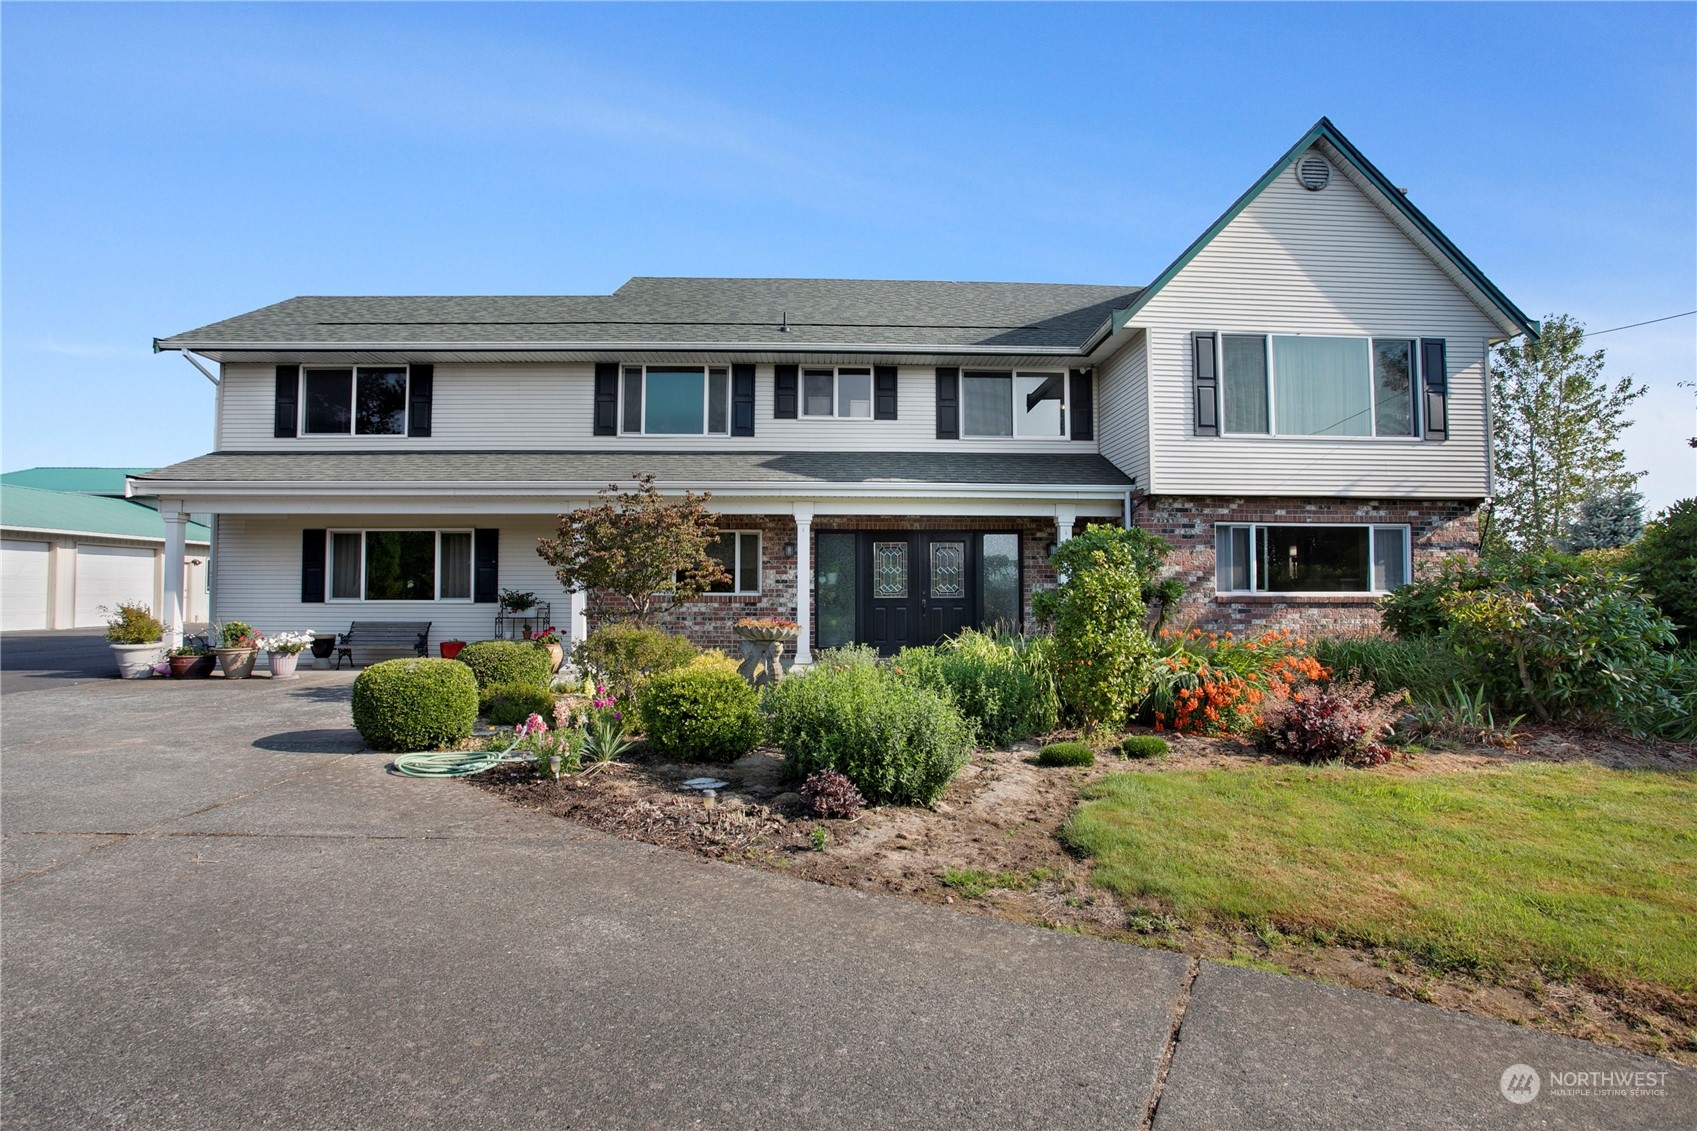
[{"left": 2, "top": 671, "right": 1690, "bottom": 1129}]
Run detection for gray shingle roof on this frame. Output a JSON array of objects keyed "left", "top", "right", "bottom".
[
  {"left": 133, "top": 450, "right": 1135, "bottom": 489},
  {"left": 159, "top": 278, "right": 1141, "bottom": 351}
]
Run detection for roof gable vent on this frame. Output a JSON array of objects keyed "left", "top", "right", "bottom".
[{"left": 1295, "top": 152, "right": 1332, "bottom": 191}]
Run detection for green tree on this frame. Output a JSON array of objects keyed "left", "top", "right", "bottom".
[
  {"left": 1032, "top": 525, "right": 1160, "bottom": 731},
  {"left": 1629, "top": 498, "right": 1697, "bottom": 646},
  {"left": 1562, "top": 490, "right": 1644, "bottom": 552},
  {"left": 1488, "top": 315, "right": 1646, "bottom": 553},
  {"left": 536, "top": 473, "right": 728, "bottom": 624}
]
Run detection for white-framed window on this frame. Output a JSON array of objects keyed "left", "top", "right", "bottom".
[
  {"left": 1215, "top": 523, "right": 1410, "bottom": 595},
  {"left": 961, "top": 370, "right": 1067, "bottom": 438},
  {"left": 704, "top": 530, "right": 761, "bottom": 595},
  {"left": 302, "top": 366, "right": 410, "bottom": 435},
  {"left": 328, "top": 528, "right": 474, "bottom": 601},
  {"left": 1219, "top": 335, "right": 1418, "bottom": 438},
  {"left": 800, "top": 366, "right": 875, "bottom": 419},
  {"left": 620, "top": 365, "right": 730, "bottom": 436}
]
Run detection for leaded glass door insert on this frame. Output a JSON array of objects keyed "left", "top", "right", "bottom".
[
  {"left": 872, "top": 542, "right": 908, "bottom": 598},
  {"left": 929, "top": 542, "right": 965, "bottom": 598}
]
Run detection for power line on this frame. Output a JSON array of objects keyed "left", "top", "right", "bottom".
[{"left": 1588, "top": 311, "right": 1696, "bottom": 336}]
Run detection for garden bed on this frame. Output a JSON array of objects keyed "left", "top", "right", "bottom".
[{"left": 467, "top": 725, "right": 1697, "bottom": 1066}]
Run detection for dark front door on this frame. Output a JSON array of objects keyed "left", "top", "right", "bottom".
[{"left": 861, "top": 533, "right": 976, "bottom": 654}]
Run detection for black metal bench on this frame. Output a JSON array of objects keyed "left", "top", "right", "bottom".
[{"left": 335, "top": 621, "right": 431, "bottom": 669}]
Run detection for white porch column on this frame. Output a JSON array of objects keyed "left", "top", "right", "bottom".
[
  {"left": 1054, "top": 502, "right": 1077, "bottom": 546},
  {"left": 161, "top": 503, "right": 187, "bottom": 649},
  {"left": 792, "top": 502, "right": 814, "bottom": 666}
]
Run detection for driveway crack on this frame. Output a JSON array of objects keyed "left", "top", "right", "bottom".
[{"left": 1141, "top": 956, "right": 1201, "bottom": 1131}]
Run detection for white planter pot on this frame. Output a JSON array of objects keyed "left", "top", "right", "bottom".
[
  {"left": 111, "top": 642, "right": 165, "bottom": 679},
  {"left": 268, "top": 651, "right": 301, "bottom": 680}
]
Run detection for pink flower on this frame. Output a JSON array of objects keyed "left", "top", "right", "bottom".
[{"left": 514, "top": 713, "right": 549, "bottom": 738}]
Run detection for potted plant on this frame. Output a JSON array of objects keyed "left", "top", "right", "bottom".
[
  {"left": 213, "top": 621, "right": 259, "bottom": 679},
  {"left": 499, "top": 589, "right": 538, "bottom": 614},
  {"left": 104, "top": 602, "right": 166, "bottom": 678},
  {"left": 535, "top": 626, "right": 565, "bottom": 672},
  {"left": 259, "top": 630, "right": 314, "bottom": 680},
  {"left": 167, "top": 642, "right": 216, "bottom": 679},
  {"left": 439, "top": 639, "right": 467, "bottom": 660}
]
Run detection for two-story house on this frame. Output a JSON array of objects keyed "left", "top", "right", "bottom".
[{"left": 135, "top": 118, "right": 1538, "bottom": 662}]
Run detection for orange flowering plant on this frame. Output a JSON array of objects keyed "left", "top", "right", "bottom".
[{"left": 1139, "top": 627, "right": 1329, "bottom": 735}]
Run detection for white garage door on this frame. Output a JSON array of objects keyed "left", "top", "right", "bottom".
[
  {"left": 74, "top": 545, "right": 156, "bottom": 628},
  {"left": 1, "top": 539, "right": 51, "bottom": 631}
]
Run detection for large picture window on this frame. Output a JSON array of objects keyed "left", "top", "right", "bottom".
[
  {"left": 1215, "top": 523, "right": 1409, "bottom": 594},
  {"left": 801, "top": 367, "right": 874, "bottom": 419},
  {"left": 302, "top": 367, "right": 409, "bottom": 435},
  {"left": 621, "top": 366, "right": 730, "bottom": 435},
  {"left": 1218, "top": 335, "right": 1418, "bottom": 438},
  {"left": 328, "top": 528, "right": 473, "bottom": 601},
  {"left": 961, "top": 371, "right": 1066, "bottom": 438}
]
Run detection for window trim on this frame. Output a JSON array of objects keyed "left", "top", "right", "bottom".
[
  {"left": 326, "top": 527, "right": 476, "bottom": 603},
  {"left": 617, "top": 364, "right": 731, "bottom": 437},
  {"left": 300, "top": 365, "right": 412, "bottom": 437},
  {"left": 701, "top": 529, "right": 761, "bottom": 596},
  {"left": 1214, "top": 522, "right": 1412, "bottom": 596},
  {"left": 1213, "top": 332, "right": 1424, "bottom": 440},
  {"left": 959, "top": 369, "right": 1070, "bottom": 440},
  {"left": 798, "top": 366, "right": 880, "bottom": 421}
]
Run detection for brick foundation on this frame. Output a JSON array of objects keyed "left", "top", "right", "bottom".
[{"left": 1133, "top": 495, "right": 1480, "bottom": 636}]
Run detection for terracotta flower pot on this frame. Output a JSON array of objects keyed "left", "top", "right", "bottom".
[
  {"left": 439, "top": 640, "right": 467, "bottom": 660},
  {"left": 544, "top": 641, "right": 564, "bottom": 671},
  {"left": 215, "top": 647, "right": 258, "bottom": 680}
]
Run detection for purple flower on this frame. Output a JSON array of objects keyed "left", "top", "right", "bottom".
[{"left": 612, "top": 711, "right": 623, "bottom": 722}]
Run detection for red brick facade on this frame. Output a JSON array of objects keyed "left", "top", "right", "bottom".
[{"left": 1133, "top": 495, "right": 1480, "bottom": 636}]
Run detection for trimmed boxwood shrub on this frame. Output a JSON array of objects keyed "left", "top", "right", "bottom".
[
  {"left": 762, "top": 662, "right": 975, "bottom": 807},
  {"left": 455, "top": 639, "right": 554, "bottom": 691},
  {"left": 637, "top": 663, "right": 762, "bottom": 763},
  {"left": 573, "top": 626, "right": 697, "bottom": 701},
  {"left": 1119, "top": 735, "right": 1169, "bottom": 760},
  {"left": 481, "top": 681, "right": 555, "bottom": 727},
  {"left": 1036, "top": 741, "right": 1095, "bottom": 767},
  {"left": 352, "top": 658, "right": 478, "bottom": 752}
]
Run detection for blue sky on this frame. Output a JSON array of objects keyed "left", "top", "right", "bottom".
[{"left": 3, "top": 2, "right": 1693, "bottom": 511}]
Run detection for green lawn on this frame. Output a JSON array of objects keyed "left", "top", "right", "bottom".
[{"left": 1061, "top": 763, "right": 1697, "bottom": 991}]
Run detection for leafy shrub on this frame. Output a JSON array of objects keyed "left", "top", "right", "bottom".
[
  {"left": 1258, "top": 679, "right": 1404, "bottom": 768},
  {"left": 1308, "top": 635, "right": 1460, "bottom": 704},
  {"left": 1142, "top": 628, "right": 1327, "bottom": 735},
  {"left": 456, "top": 639, "right": 554, "bottom": 691},
  {"left": 800, "top": 769, "right": 864, "bottom": 819},
  {"left": 813, "top": 643, "right": 882, "bottom": 669},
  {"left": 1036, "top": 741, "right": 1095, "bottom": 767},
  {"left": 1120, "top": 735, "right": 1169, "bottom": 759},
  {"left": 1628, "top": 498, "right": 1697, "bottom": 646},
  {"left": 218, "top": 620, "right": 256, "bottom": 648},
  {"left": 762, "top": 662, "right": 975, "bottom": 806},
  {"left": 103, "top": 602, "right": 163, "bottom": 644},
  {"left": 480, "top": 681, "right": 556, "bottom": 727},
  {"left": 895, "top": 630, "right": 1058, "bottom": 747},
  {"left": 352, "top": 658, "right": 478, "bottom": 752},
  {"left": 1032, "top": 525, "right": 1161, "bottom": 731},
  {"left": 1380, "top": 552, "right": 1612, "bottom": 640},
  {"left": 637, "top": 663, "right": 762, "bottom": 763},
  {"left": 572, "top": 625, "right": 697, "bottom": 701}
]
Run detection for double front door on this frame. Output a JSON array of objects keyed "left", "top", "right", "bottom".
[{"left": 862, "top": 533, "right": 975, "bottom": 654}]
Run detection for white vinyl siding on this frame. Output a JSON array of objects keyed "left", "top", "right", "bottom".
[
  {"left": 1135, "top": 157, "right": 1496, "bottom": 497},
  {"left": 215, "top": 363, "right": 1099, "bottom": 455},
  {"left": 1096, "top": 333, "right": 1149, "bottom": 484}
]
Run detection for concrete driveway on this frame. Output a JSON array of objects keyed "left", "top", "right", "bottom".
[{"left": 2, "top": 660, "right": 1690, "bottom": 1129}]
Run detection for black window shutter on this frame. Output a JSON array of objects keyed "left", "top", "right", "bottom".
[
  {"left": 1192, "top": 333, "right": 1219, "bottom": 437},
  {"left": 774, "top": 365, "right": 798, "bottom": 419},
  {"left": 301, "top": 528, "right": 326, "bottom": 603},
  {"left": 274, "top": 365, "right": 299, "bottom": 438},
  {"left": 732, "top": 363, "right": 756, "bottom": 436},
  {"left": 593, "top": 363, "right": 619, "bottom": 436},
  {"left": 474, "top": 529, "right": 499, "bottom": 603},
  {"left": 874, "top": 365, "right": 899, "bottom": 420},
  {"left": 407, "top": 364, "right": 434, "bottom": 437},
  {"left": 1069, "top": 369, "right": 1094, "bottom": 441},
  {"left": 1421, "top": 339, "right": 1448, "bottom": 441},
  {"left": 935, "top": 368, "right": 960, "bottom": 439}
]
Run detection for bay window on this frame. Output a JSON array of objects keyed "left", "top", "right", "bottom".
[
  {"left": 1215, "top": 523, "right": 1410, "bottom": 594},
  {"left": 302, "top": 366, "right": 409, "bottom": 435},
  {"left": 961, "top": 370, "right": 1067, "bottom": 438},
  {"left": 621, "top": 365, "right": 730, "bottom": 435},
  {"left": 1219, "top": 335, "right": 1418, "bottom": 437},
  {"left": 328, "top": 528, "right": 473, "bottom": 601},
  {"left": 802, "top": 367, "right": 874, "bottom": 419}
]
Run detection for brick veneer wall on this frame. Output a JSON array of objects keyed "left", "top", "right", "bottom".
[
  {"left": 585, "top": 513, "right": 1060, "bottom": 652},
  {"left": 1135, "top": 496, "right": 1480, "bottom": 636}
]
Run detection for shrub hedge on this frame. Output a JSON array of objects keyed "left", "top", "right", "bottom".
[
  {"left": 573, "top": 625, "right": 697, "bottom": 701},
  {"left": 455, "top": 639, "right": 554, "bottom": 691},
  {"left": 637, "top": 662, "right": 763, "bottom": 763},
  {"left": 352, "top": 658, "right": 478, "bottom": 752},
  {"left": 480, "top": 681, "right": 556, "bottom": 727},
  {"left": 1036, "top": 741, "right": 1095, "bottom": 767}
]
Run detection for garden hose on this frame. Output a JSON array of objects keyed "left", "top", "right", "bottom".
[{"left": 391, "top": 747, "right": 534, "bottom": 778}]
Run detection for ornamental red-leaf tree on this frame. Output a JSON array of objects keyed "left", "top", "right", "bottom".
[{"left": 536, "top": 473, "right": 729, "bottom": 624}]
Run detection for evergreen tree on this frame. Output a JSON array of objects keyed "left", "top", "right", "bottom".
[{"left": 1562, "top": 490, "right": 1645, "bottom": 551}]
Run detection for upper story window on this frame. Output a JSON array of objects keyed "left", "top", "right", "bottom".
[
  {"left": 303, "top": 367, "right": 409, "bottom": 435},
  {"left": 1215, "top": 523, "right": 1409, "bottom": 595},
  {"left": 621, "top": 365, "right": 729, "bottom": 436},
  {"left": 1221, "top": 335, "right": 1417, "bottom": 437},
  {"left": 802, "top": 367, "right": 874, "bottom": 419},
  {"left": 961, "top": 370, "right": 1067, "bottom": 438},
  {"left": 328, "top": 528, "right": 472, "bottom": 601}
]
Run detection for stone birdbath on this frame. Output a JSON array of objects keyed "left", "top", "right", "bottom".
[{"left": 732, "top": 618, "right": 798, "bottom": 688}]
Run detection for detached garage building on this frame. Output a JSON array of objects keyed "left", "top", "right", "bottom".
[{"left": 0, "top": 474, "right": 210, "bottom": 632}]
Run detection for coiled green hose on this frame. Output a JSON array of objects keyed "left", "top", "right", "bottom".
[{"left": 392, "top": 745, "right": 533, "bottom": 778}]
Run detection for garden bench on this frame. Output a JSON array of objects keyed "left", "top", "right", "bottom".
[{"left": 335, "top": 621, "right": 432, "bottom": 669}]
